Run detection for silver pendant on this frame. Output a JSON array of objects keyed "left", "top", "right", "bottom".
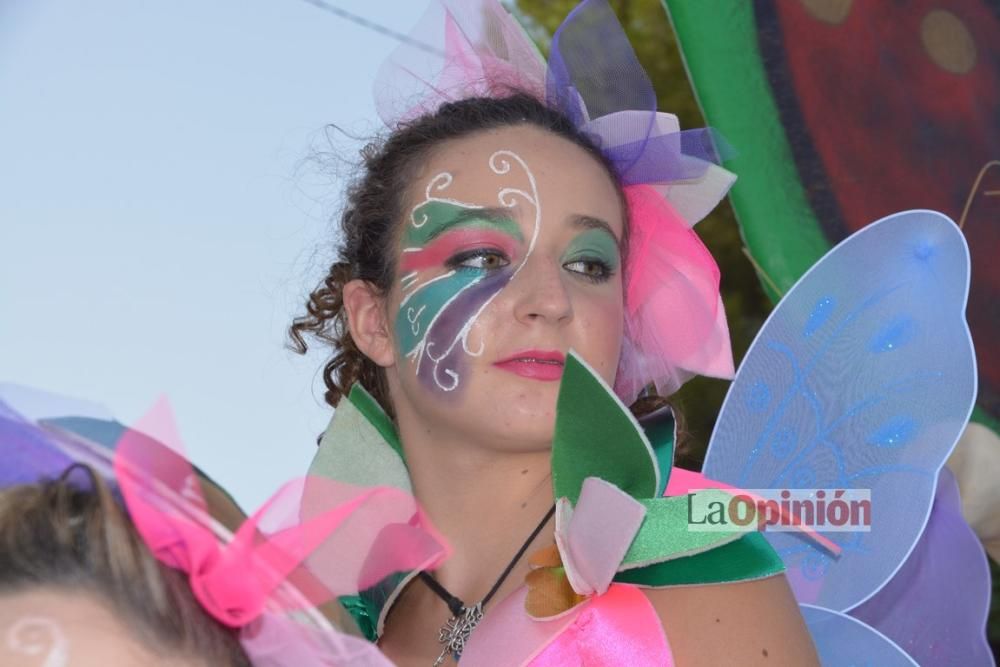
[{"left": 432, "top": 603, "right": 483, "bottom": 666}]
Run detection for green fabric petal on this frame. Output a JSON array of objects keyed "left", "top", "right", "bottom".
[
  {"left": 309, "top": 387, "right": 413, "bottom": 639},
  {"left": 337, "top": 594, "right": 379, "bottom": 642},
  {"left": 620, "top": 491, "right": 743, "bottom": 570},
  {"left": 637, "top": 406, "right": 676, "bottom": 497},
  {"left": 614, "top": 532, "right": 785, "bottom": 588},
  {"left": 552, "top": 352, "right": 659, "bottom": 504},
  {"left": 308, "top": 384, "right": 410, "bottom": 492},
  {"left": 347, "top": 384, "right": 404, "bottom": 460}
]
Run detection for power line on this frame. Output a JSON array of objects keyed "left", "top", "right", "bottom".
[{"left": 297, "top": 0, "right": 445, "bottom": 57}]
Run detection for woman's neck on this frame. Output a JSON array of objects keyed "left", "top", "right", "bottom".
[{"left": 400, "top": 426, "right": 555, "bottom": 605}]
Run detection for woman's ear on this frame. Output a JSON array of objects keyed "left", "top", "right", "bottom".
[{"left": 342, "top": 279, "right": 395, "bottom": 368}]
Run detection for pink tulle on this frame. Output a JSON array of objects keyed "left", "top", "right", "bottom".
[
  {"left": 113, "top": 398, "right": 450, "bottom": 664},
  {"left": 374, "top": 0, "right": 545, "bottom": 126},
  {"left": 616, "top": 185, "right": 734, "bottom": 402}
]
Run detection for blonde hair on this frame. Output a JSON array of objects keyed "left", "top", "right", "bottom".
[{"left": 0, "top": 466, "right": 250, "bottom": 666}]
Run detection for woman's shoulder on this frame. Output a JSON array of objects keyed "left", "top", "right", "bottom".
[{"left": 642, "top": 574, "right": 820, "bottom": 666}]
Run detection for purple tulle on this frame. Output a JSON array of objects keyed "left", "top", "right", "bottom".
[
  {"left": 547, "top": 0, "right": 727, "bottom": 184},
  {"left": 1, "top": 398, "right": 76, "bottom": 486},
  {"left": 850, "top": 466, "right": 995, "bottom": 666},
  {"left": 546, "top": 0, "right": 656, "bottom": 125}
]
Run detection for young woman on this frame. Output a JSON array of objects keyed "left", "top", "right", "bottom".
[{"left": 289, "top": 3, "right": 821, "bottom": 663}]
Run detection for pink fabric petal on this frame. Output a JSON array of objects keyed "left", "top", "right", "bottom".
[
  {"left": 664, "top": 466, "right": 725, "bottom": 497},
  {"left": 114, "top": 400, "right": 451, "bottom": 628},
  {"left": 555, "top": 477, "right": 645, "bottom": 597},
  {"left": 530, "top": 584, "right": 673, "bottom": 667},
  {"left": 615, "top": 184, "right": 734, "bottom": 404}
]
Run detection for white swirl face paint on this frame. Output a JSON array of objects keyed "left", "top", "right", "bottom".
[
  {"left": 1, "top": 590, "right": 188, "bottom": 666},
  {"left": 5, "top": 616, "right": 69, "bottom": 667},
  {"left": 395, "top": 149, "right": 541, "bottom": 395}
]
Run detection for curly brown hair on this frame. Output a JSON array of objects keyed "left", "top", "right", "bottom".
[{"left": 289, "top": 92, "right": 676, "bottom": 425}]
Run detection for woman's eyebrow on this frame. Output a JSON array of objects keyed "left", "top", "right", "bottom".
[
  {"left": 568, "top": 214, "right": 622, "bottom": 249},
  {"left": 421, "top": 206, "right": 523, "bottom": 244}
]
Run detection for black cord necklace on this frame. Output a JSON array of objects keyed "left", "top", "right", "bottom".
[{"left": 419, "top": 504, "right": 556, "bottom": 666}]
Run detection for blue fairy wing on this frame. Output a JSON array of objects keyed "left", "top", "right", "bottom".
[
  {"left": 702, "top": 210, "right": 976, "bottom": 612},
  {"left": 799, "top": 605, "right": 918, "bottom": 666}
]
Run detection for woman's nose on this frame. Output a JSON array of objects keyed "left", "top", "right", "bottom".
[{"left": 509, "top": 257, "right": 573, "bottom": 325}]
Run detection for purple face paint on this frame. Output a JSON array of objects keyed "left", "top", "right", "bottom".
[
  {"left": 400, "top": 149, "right": 542, "bottom": 398},
  {"left": 415, "top": 268, "right": 514, "bottom": 397}
]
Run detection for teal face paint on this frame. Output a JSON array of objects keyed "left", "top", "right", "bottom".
[
  {"left": 397, "top": 200, "right": 525, "bottom": 359},
  {"left": 404, "top": 201, "right": 523, "bottom": 249},
  {"left": 561, "top": 227, "right": 621, "bottom": 280},
  {"left": 395, "top": 269, "right": 482, "bottom": 358}
]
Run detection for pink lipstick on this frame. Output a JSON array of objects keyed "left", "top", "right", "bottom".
[{"left": 493, "top": 350, "right": 565, "bottom": 381}]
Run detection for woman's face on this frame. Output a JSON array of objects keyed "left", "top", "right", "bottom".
[{"left": 382, "top": 124, "right": 625, "bottom": 450}]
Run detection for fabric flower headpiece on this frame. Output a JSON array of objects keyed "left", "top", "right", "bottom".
[
  {"left": 375, "top": 0, "right": 736, "bottom": 401},
  {"left": 1, "top": 387, "right": 450, "bottom": 667}
]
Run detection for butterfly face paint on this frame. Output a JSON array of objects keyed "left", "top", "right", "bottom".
[{"left": 396, "top": 150, "right": 540, "bottom": 395}]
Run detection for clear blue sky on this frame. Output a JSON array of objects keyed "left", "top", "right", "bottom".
[{"left": 1, "top": 0, "right": 431, "bottom": 509}]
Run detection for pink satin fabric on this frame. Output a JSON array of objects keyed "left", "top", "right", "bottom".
[
  {"left": 461, "top": 585, "right": 672, "bottom": 666},
  {"left": 530, "top": 584, "right": 674, "bottom": 666}
]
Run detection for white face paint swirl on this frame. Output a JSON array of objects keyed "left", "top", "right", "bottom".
[
  {"left": 5, "top": 617, "right": 69, "bottom": 667},
  {"left": 396, "top": 149, "right": 541, "bottom": 394}
]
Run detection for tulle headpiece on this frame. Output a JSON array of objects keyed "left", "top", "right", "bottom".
[
  {"left": 1, "top": 386, "right": 449, "bottom": 666},
  {"left": 375, "top": 0, "right": 736, "bottom": 400}
]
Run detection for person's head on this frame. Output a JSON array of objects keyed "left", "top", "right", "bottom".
[
  {"left": 0, "top": 467, "right": 250, "bottom": 667},
  {"left": 291, "top": 93, "right": 651, "bottom": 450}
]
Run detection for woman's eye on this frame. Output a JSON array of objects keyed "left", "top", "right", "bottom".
[
  {"left": 564, "top": 259, "right": 613, "bottom": 282},
  {"left": 448, "top": 249, "right": 511, "bottom": 271}
]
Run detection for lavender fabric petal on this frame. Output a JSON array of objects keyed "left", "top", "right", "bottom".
[
  {"left": 0, "top": 399, "right": 75, "bottom": 485},
  {"left": 850, "top": 466, "right": 994, "bottom": 666},
  {"left": 801, "top": 605, "right": 918, "bottom": 666},
  {"left": 547, "top": 0, "right": 656, "bottom": 129},
  {"left": 1, "top": 385, "right": 121, "bottom": 486},
  {"left": 548, "top": 1, "right": 726, "bottom": 187},
  {"left": 0, "top": 382, "right": 112, "bottom": 423},
  {"left": 607, "top": 129, "right": 727, "bottom": 185}
]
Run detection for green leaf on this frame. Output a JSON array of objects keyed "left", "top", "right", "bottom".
[
  {"left": 308, "top": 384, "right": 411, "bottom": 492},
  {"left": 620, "top": 491, "right": 743, "bottom": 570},
  {"left": 552, "top": 351, "right": 659, "bottom": 504},
  {"left": 615, "top": 532, "right": 785, "bottom": 588}
]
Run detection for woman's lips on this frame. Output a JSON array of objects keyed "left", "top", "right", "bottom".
[{"left": 493, "top": 351, "right": 565, "bottom": 381}]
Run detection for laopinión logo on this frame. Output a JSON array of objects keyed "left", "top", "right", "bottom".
[{"left": 687, "top": 489, "right": 871, "bottom": 532}]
